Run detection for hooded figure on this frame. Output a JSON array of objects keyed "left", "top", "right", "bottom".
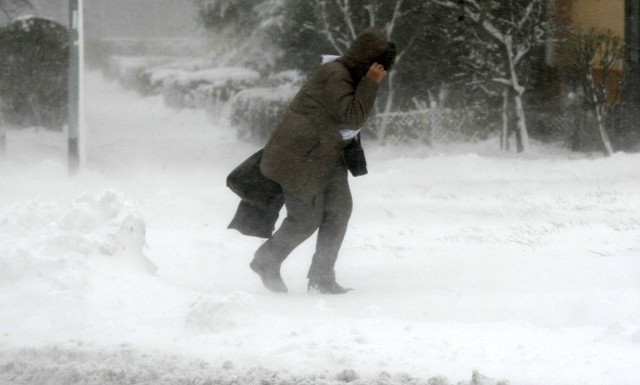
[{"left": 250, "top": 27, "right": 394, "bottom": 294}]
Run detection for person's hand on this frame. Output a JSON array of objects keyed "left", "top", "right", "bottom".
[{"left": 366, "top": 62, "right": 387, "bottom": 83}]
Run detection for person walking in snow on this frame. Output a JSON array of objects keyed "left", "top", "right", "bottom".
[{"left": 249, "top": 26, "right": 396, "bottom": 294}]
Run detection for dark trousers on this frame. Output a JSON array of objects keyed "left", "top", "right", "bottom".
[{"left": 254, "top": 159, "right": 352, "bottom": 283}]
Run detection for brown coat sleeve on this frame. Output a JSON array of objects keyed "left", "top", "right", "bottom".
[{"left": 321, "top": 64, "right": 380, "bottom": 130}]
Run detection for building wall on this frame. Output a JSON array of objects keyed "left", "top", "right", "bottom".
[
  {"left": 570, "top": 0, "right": 625, "bottom": 35},
  {"left": 551, "top": 0, "right": 625, "bottom": 103}
]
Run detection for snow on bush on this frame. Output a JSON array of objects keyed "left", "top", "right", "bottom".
[
  {"left": 150, "top": 68, "right": 260, "bottom": 90},
  {"left": 230, "top": 83, "right": 299, "bottom": 142},
  {"left": 104, "top": 56, "right": 261, "bottom": 113},
  {"left": 104, "top": 56, "right": 263, "bottom": 123},
  {"left": 154, "top": 67, "right": 260, "bottom": 115},
  {"left": 265, "top": 70, "right": 304, "bottom": 87},
  {"left": 0, "top": 189, "right": 155, "bottom": 290},
  {"left": 104, "top": 55, "right": 299, "bottom": 127},
  {"left": 104, "top": 56, "right": 176, "bottom": 95}
]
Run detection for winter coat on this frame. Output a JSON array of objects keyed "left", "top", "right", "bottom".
[
  {"left": 227, "top": 135, "right": 369, "bottom": 238},
  {"left": 260, "top": 27, "right": 390, "bottom": 204}
]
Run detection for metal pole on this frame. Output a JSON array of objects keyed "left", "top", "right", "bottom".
[
  {"left": 0, "top": 126, "right": 5, "bottom": 159},
  {"left": 0, "top": 109, "right": 5, "bottom": 158},
  {"left": 68, "top": 0, "right": 80, "bottom": 173}
]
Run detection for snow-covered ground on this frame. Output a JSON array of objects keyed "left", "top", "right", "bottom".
[{"left": 1, "top": 72, "right": 639, "bottom": 385}]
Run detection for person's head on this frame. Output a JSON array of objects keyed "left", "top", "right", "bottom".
[
  {"left": 343, "top": 27, "right": 396, "bottom": 75},
  {"left": 375, "top": 42, "right": 396, "bottom": 71}
]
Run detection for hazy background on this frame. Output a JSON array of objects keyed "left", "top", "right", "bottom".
[
  {"left": 6, "top": 0, "right": 635, "bottom": 155},
  {"left": 22, "top": 0, "right": 200, "bottom": 39}
]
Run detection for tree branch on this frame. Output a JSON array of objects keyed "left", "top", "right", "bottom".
[
  {"left": 314, "top": 0, "right": 346, "bottom": 55},
  {"left": 335, "top": 0, "right": 358, "bottom": 41},
  {"left": 384, "top": 0, "right": 404, "bottom": 39}
]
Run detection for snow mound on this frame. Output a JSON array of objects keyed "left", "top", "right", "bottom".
[
  {"left": 0, "top": 189, "right": 155, "bottom": 289},
  {"left": 185, "top": 291, "right": 256, "bottom": 333}
]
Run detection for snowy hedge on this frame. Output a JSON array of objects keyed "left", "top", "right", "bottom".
[
  {"left": 230, "top": 84, "right": 299, "bottom": 143},
  {"left": 105, "top": 56, "right": 262, "bottom": 120},
  {"left": 104, "top": 56, "right": 218, "bottom": 95},
  {"left": 0, "top": 17, "right": 68, "bottom": 130},
  {"left": 104, "top": 56, "right": 175, "bottom": 95},
  {"left": 228, "top": 71, "right": 302, "bottom": 142},
  {"left": 153, "top": 67, "right": 260, "bottom": 115}
]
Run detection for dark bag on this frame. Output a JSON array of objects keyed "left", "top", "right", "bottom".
[
  {"left": 226, "top": 149, "right": 285, "bottom": 238},
  {"left": 343, "top": 133, "right": 368, "bottom": 177},
  {"left": 227, "top": 199, "right": 282, "bottom": 238},
  {"left": 226, "top": 149, "right": 283, "bottom": 210}
]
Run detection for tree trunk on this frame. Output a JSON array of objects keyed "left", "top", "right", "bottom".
[
  {"left": 504, "top": 37, "right": 530, "bottom": 152},
  {"left": 570, "top": 107, "right": 583, "bottom": 152},
  {"left": 587, "top": 72, "right": 614, "bottom": 156},
  {"left": 501, "top": 88, "right": 509, "bottom": 151},
  {"left": 512, "top": 91, "right": 530, "bottom": 152},
  {"left": 595, "top": 105, "right": 614, "bottom": 156},
  {"left": 68, "top": 0, "right": 83, "bottom": 174}
]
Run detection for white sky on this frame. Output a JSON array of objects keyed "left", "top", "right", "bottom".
[{"left": 18, "top": 0, "right": 201, "bottom": 39}]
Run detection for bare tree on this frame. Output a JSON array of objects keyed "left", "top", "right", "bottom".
[
  {"left": 435, "top": 0, "right": 547, "bottom": 152},
  {"left": 194, "top": 0, "right": 284, "bottom": 71},
  {"left": 563, "top": 28, "right": 624, "bottom": 156}
]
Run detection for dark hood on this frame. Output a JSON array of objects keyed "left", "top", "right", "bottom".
[{"left": 342, "top": 27, "right": 389, "bottom": 70}]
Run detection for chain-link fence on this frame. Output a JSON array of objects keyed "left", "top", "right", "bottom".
[
  {"left": 363, "top": 106, "right": 493, "bottom": 144},
  {"left": 527, "top": 104, "right": 629, "bottom": 152}
]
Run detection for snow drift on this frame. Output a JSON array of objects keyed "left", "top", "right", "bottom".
[{"left": 0, "top": 189, "right": 154, "bottom": 290}]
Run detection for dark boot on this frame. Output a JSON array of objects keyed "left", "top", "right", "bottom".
[
  {"left": 250, "top": 259, "right": 288, "bottom": 293},
  {"left": 307, "top": 280, "right": 353, "bottom": 294}
]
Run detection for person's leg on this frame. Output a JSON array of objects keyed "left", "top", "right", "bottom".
[
  {"left": 307, "top": 161, "right": 352, "bottom": 289},
  {"left": 251, "top": 190, "right": 323, "bottom": 292}
]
